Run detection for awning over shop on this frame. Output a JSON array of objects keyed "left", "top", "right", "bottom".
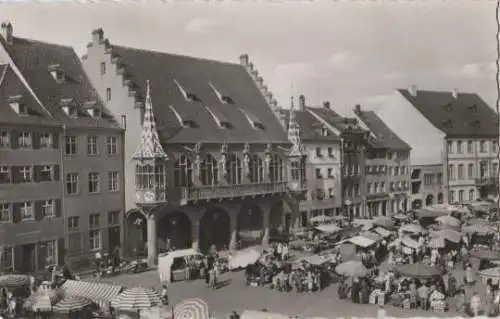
[
  {"left": 348, "top": 235, "right": 376, "bottom": 248},
  {"left": 62, "top": 280, "right": 123, "bottom": 304}
]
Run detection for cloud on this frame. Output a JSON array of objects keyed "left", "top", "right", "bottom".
[
  {"left": 459, "top": 62, "right": 496, "bottom": 78},
  {"left": 326, "top": 51, "right": 359, "bottom": 70},
  {"left": 185, "top": 18, "right": 222, "bottom": 36}
]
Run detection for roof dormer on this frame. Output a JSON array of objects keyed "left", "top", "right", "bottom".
[
  {"left": 205, "top": 106, "right": 232, "bottom": 129},
  {"left": 84, "top": 101, "right": 101, "bottom": 118},
  {"left": 61, "top": 98, "right": 78, "bottom": 118},
  {"left": 8, "top": 95, "right": 28, "bottom": 116},
  {"left": 238, "top": 108, "right": 264, "bottom": 130},
  {"left": 168, "top": 105, "right": 197, "bottom": 128},
  {"left": 468, "top": 104, "right": 478, "bottom": 113},
  {"left": 173, "top": 79, "right": 200, "bottom": 102},
  {"left": 442, "top": 119, "right": 453, "bottom": 128},
  {"left": 209, "top": 82, "right": 234, "bottom": 104},
  {"left": 470, "top": 120, "right": 480, "bottom": 128},
  {"left": 48, "top": 64, "right": 66, "bottom": 83},
  {"left": 443, "top": 103, "right": 452, "bottom": 112}
]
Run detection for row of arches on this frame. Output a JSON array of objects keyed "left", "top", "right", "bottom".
[
  {"left": 411, "top": 192, "right": 444, "bottom": 209},
  {"left": 125, "top": 202, "right": 285, "bottom": 255}
]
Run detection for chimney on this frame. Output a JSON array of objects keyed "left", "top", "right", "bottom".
[
  {"left": 323, "top": 101, "right": 330, "bottom": 109},
  {"left": 239, "top": 53, "right": 249, "bottom": 66},
  {"left": 298, "top": 95, "right": 305, "bottom": 111},
  {"left": 409, "top": 84, "right": 418, "bottom": 97},
  {"left": 452, "top": 88, "right": 458, "bottom": 99},
  {"left": 1, "top": 22, "right": 13, "bottom": 45},
  {"left": 91, "top": 28, "right": 104, "bottom": 44},
  {"left": 354, "top": 104, "right": 362, "bottom": 114}
]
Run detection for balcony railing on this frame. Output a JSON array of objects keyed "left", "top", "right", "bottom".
[
  {"left": 475, "top": 177, "right": 498, "bottom": 186},
  {"left": 180, "top": 182, "right": 289, "bottom": 204},
  {"left": 135, "top": 187, "right": 167, "bottom": 205}
]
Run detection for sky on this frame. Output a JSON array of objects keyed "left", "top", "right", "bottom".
[{"left": 0, "top": 1, "right": 497, "bottom": 116}]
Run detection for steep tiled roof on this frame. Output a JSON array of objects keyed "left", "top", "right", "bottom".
[
  {"left": 278, "top": 108, "right": 340, "bottom": 142},
  {"left": 0, "top": 64, "right": 59, "bottom": 126},
  {"left": 355, "top": 110, "right": 411, "bottom": 150},
  {"left": 307, "top": 107, "right": 367, "bottom": 135},
  {"left": 2, "top": 37, "right": 120, "bottom": 129},
  {"left": 107, "top": 45, "right": 288, "bottom": 144},
  {"left": 398, "top": 89, "right": 498, "bottom": 138}
]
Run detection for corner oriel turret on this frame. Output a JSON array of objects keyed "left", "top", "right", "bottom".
[
  {"left": 133, "top": 80, "right": 168, "bottom": 205},
  {"left": 286, "top": 96, "right": 307, "bottom": 195}
]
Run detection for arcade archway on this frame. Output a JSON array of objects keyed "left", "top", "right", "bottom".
[
  {"left": 199, "top": 208, "right": 231, "bottom": 253},
  {"left": 437, "top": 193, "right": 444, "bottom": 204},
  {"left": 125, "top": 210, "right": 147, "bottom": 259},
  {"left": 269, "top": 201, "right": 284, "bottom": 238},
  {"left": 425, "top": 195, "right": 434, "bottom": 206},
  {"left": 237, "top": 204, "right": 263, "bottom": 247},
  {"left": 157, "top": 211, "right": 192, "bottom": 252},
  {"left": 411, "top": 199, "right": 422, "bottom": 210}
]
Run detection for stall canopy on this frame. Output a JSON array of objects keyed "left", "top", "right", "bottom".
[
  {"left": 310, "top": 215, "right": 335, "bottom": 224},
  {"left": 314, "top": 224, "right": 341, "bottom": 233},
  {"left": 62, "top": 280, "right": 123, "bottom": 305},
  {"left": 430, "top": 229, "right": 462, "bottom": 243},
  {"left": 402, "top": 236, "right": 419, "bottom": 249},
  {"left": 298, "top": 255, "right": 331, "bottom": 266},
  {"left": 373, "top": 227, "right": 391, "bottom": 238},
  {"left": 241, "top": 310, "right": 290, "bottom": 319},
  {"left": 359, "top": 231, "right": 383, "bottom": 242},
  {"left": 229, "top": 248, "right": 261, "bottom": 270},
  {"left": 348, "top": 235, "right": 375, "bottom": 248},
  {"left": 400, "top": 223, "right": 424, "bottom": 234}
]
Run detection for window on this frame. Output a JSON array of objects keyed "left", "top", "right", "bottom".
[
  {"left": 290, "top": 160, "right": 304, "bottom": 181},
  {"left": 480, "top": 140, "right": 487, "bottom": 153},
  {"left": 18, "top": 132, "right": 32, "bottom": 148},
  {"left": 448, "top": 164, "right": 455, "bottom": 181},
  {"left": 20, "top": 201, "right": 34, "bottom": 220},
  {"left": 106, "top": 88, "right": 111, "bottom": 101},
  {"left": 315, "top": 168, "right": 323, "bottom": 179},
  {"left": 480, "top": 161, "right": 488, "bottom": 178},
  {"left": 424, "top": 174, "right": 433, "bottom": 185},
  {"left": 67, "top": 216, "right": 79, "bottom": 230},
  {"left": 493, "top": 141, "right": 499, "bottom": 155},
  {"left": 39, "top": 240, "right": 56, "bottom": 267},
  {"left": 108, "top": 211, "right": 120, "bottom": 225},
  {"left": 248, "top": 155, "right": 263, "bottom": 183},
  {"left": 1, "top": 247, "right": 13, "bottom": 272},
  {"left": 40, "top": 165, "right": 54, "bottom": 182},
  {"left": 394, "top": 167, "right": 399, "bottom": 176},
  {"left": 458, "top": 190, "right": 464, "bottom": 203},
  {"left": 100, "top": 62, "right": 106, "bottom": 75},
  {"left": 200, "top": 154, "right": 219, "bottom": 185},
  {"left": 467, "top": 141, "right": 473, "bottom": 153},
  {"left": 367, "top": 183, "right": 372, "bottom": 194},
  {"left": 374, "top": 182, "right": 379, "bottom": 193},
  {"left": 89, "top": 230, "right": 101, "bottom": 251},
  {"left": 457, "top": 164, "right": 464, "bottom": 180},
  {"left": 42, "top": 199, "right": 55, "bottom": 218},
  {"left": 227, "top": 154, "right": 242, "bottom": 184},
  {"left": 39, "top": 133, "right": 53, "bottom": 148},
  {"left": 108, "top": 171, "right": 119, "bottom": 192},
  {"left": 437, "top": 173, "right": 443, "bottom": 185},
  {"left": 388, "top": 167, "right": 393, "bottom": 176},
  {"left": 328, "top": 188, "right": 334, "bottom": 198},
  {"left": 174, "top": 155, "right": 192, "bottom": 187},
  {"left": 321, "top": 128, "right": 328, "bottom": 137},
  {"left": 87, "top": 136, "right": 98, "bottom": 155},
  {"left": 315, "top": 188, "right": 325, "bottom": 200},
  {"left": 136, "top": 164, "right": 165, "bottom": 195},
  {"left": 327, "top": 168, "right": 333, "bottom": 178},
  {"left": 327, "top": 147, "right": 334, "bottom": 157},
  {"left": 315, "top": 148, "right": 322, "bottom": 158},
  {"left": 469, "top": 189, "right": 475, "bottom": 201},
  {"left": 0, "top": 166, "right": 10, "bottom": 184},
  {"left": 457, "top": 140, "right": 463, "bottom": 153},
  {"left": 0, "top": 203, "right": 10, "bottom": 223},
  {"left": 449, "top": 191, "right": 455, "bottom": 203},
  {"left": 0, "top": 130, "right": 9, "bottom": 148},
  {"left": 106, "top": 136, "right": 118, "bottom": 155},
  {"left": 89, "top": 213, "right": 100, "bottom": 229},
  {"left": 354, "top": 184, "right": 360, "bottom": 196},
  {"left": 493, "top": 163, "right": 499, "bottom": 178},
  {"left": 88, "top": 172, "right": 100, "bottom": 193},
  {"left": 447, "top": 141, "right": 453, "bottom": 154},
  {"left": 19, "top": 166, "right": 32, "bottom": 182},
  {"left": 468, "top": 163, "right": 474, "bottom": 179},
  {"left": 66, "top": 173, "right": 79, "bottom": 195},
  {"left": 65, "top": 136, "right": 77, "bottom": 155},
  {"left": 269, "top": 154, "right": 283, "bottom": 182}
]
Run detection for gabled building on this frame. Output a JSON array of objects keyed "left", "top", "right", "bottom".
[
  {"left": 353, "top": 104, "right": 411, "bottom": 215},
  {"left": 278, "top": 96, "right": 342, "bottom": 225},
  {"left": 82, "top": 28, "right": 307, "bottom": 265},
  {"left": 376, "top": 86, "right": 498, "bottom": 206},
  {"left": 0, "top": 22, "right": 124, "bottom": 272}
]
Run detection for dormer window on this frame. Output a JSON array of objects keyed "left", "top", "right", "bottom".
[
  {"left": 168, "top": 105, "right": 197, "bottom": 128},
  {"left": 62, "top": 106, "right": 78, "bottom": 118},
  {"left": 238, "top": 108, "right": 264, "bottom": 130},
  {"left": 468, "top": 104, "right": 478, "bottom": 113},
  {"left": 86, "top": 108, "right": 101, "bottom": 118},
  {"left": 48, "top": 64, "right": 65, "bottom": 83},
  {"left": 471, "top": 120, "right": 480, "bottom": 128},
  {"left": 442, "top": 119, "right": 453, "bottom": 128},
  {"left": 205, "top": 106, "right": 232, "bottom": 129},
  {"left": 443, "top": 103, "right": 452, "bottom": 112},
  {"left": 209, "top": 82, "right": 234, "bottom": 104},
  {"left": 173, "top": 79, "right": 200, "bottom": 102},
  {"left": 321, "top": 127, "right": 329, "bottom": 136},
  {"left": 8, "top": 95, "right": 28, "bottom": 116}
]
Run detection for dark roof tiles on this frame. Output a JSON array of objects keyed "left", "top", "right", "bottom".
[
  {"left": 278, "top": 108, "right": 340, "bottom": 141},
  {"left": 355, "top": 110, "right": 411, "bottom": 150}
]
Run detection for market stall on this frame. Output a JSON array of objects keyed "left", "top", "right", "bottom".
[
  {"left": 61, "top": 279, "right": 123, "bottom": 312},
  {"left": 157, "top": 248, "right": 204, "bottom": 283}
]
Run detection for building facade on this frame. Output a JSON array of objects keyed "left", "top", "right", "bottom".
[
  {"left": 82, "top": 29, "right": 307, "bottom": 265},
  {"left": 410, "top": 164, "right": 443, "bottom": 209},
  {"left": 0, "top": 22, "right": 125, "bottom": 272},
  {"left": 354, "top": 105, "right": 411, "bottom": 216},
  {"left": 375, "top": 86, "right": 498, "bottom": 205},
  {"left": 278, "top": 97, "right": 343, "bottom": 226}
]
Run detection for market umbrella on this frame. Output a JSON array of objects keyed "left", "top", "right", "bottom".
[
  {"left": 400, "top": 223, "right": 424, "bottom": 234},
  {"left": 478, "top": 267, "right": 500, "bottom": 281},
  {"left": 427, "top": 236, "right": 445, "bottom": 249},
  {"left": 470, "top": 248, "right": 500, "bottom": 261},
  {"left": 0, "top": 274, "right": 30, "bottom": 288},
  {"left": 53, "top": 296, "right": 92, "bottom": 313},
  {"left": 394, "top": 263, "right": 441, "bottom": 278},
  {"left": 111, "top": 287, "right": 161, "bottom": 311},
  {"left": 352, "top": 219, "right": 373, "bottom": 228},
  {"left": 310, "top": 215, "right": 335, "bottom": 224},
  {"left": 430, "top": 229, "right": 462, "bottom": 243},
  {"left": 372, "top": 216, "right": 394, "bottom": 228},
  {"left": 462, "top": 224, "right": 495, "bottom": 235},
  {"left": 174, "top": 298, "right": 210, "bottom": 319},
  {"left": 436, "top": 215, "right": 460, "bottom": 227},
  {"left": 141, "top": 306, "right": 173, "bottom": 319},
  {"left": 466, "top": 218, "right": 489, "bottom": 226},
  {"left": 228, "top": 248, "right": 261, "bottom": 270},
  {"left": 335, "top": 260, "right": 368, "bottom": 277},
  {"left": 392, "top": 214, "right": 409, "bottom": 221},
  {"left": 401, "top": 236, "right": 419, "bottom": 249}
]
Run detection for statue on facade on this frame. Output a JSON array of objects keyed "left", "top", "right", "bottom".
[
  {"left": 220, "top": 143, "right": 228, "bottom": 177},
  {"left": 243, "top": 143, "right": 251, "bottom": 177}
]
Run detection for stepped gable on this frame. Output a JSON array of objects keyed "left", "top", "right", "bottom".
[
  {"left": 398, "top": 88, "right": 498, "bottom": 138},
  {"left": 2, "top": 35, "right": 119, "bottom": 129},
  {"left": 89, "top": 29, "right": 289, "bottom": 144}
]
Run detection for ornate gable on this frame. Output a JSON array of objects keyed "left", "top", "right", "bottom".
[{"left": 287, "top": 96, "right": 305, "bottom": 157}]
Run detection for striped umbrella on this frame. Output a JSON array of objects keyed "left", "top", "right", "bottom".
[
  {"left": 462, "top": 224, "right": 495, "bottom": 235},
  {"left": 53, "top": 296, "right": 91, "bottom": 313},
  {"left": 0, "top": 274, "right": 30, "bottom": 288},
  {"left": 436, "top": 215, "right": 460, "bottom": 227},
  {"left": 427, "top": 236, "right": 445, "bottom": 249},
  {"left": 111, "top": 287, "right": 161, "bottom": 311},
  {"left": 174, "top": 298, "right": 210, "bottom": 319}
]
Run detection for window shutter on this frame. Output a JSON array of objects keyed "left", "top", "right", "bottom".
[
  {"left": 34, "top": 200, "right": 43, "bottom": 221},
  {"left": 57, "top": 238, "right": 65, "bottom": 265},
  {"left": 32, "top": 132, "right": 40, "bottom": 149},
  {"left": 10, "top": 130, "right": 19, "bottom": 149},
  {"left": 52, "top": 132, "right": 59, "bottom": 149},
  {"left": 55, "top": 199, "right": 62, "bottom": 217},
  {"left": 10, "top": 166, "right": 19, "bottom": 183},
  {"left": 53, "top": 165, "right": 60, "bottom": 181},
  {"left": 33, "top": 165, "right": 41, "bottom": 182},
  {"left": 12, "top": 203, "right": 20, "bottom": 223}
]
